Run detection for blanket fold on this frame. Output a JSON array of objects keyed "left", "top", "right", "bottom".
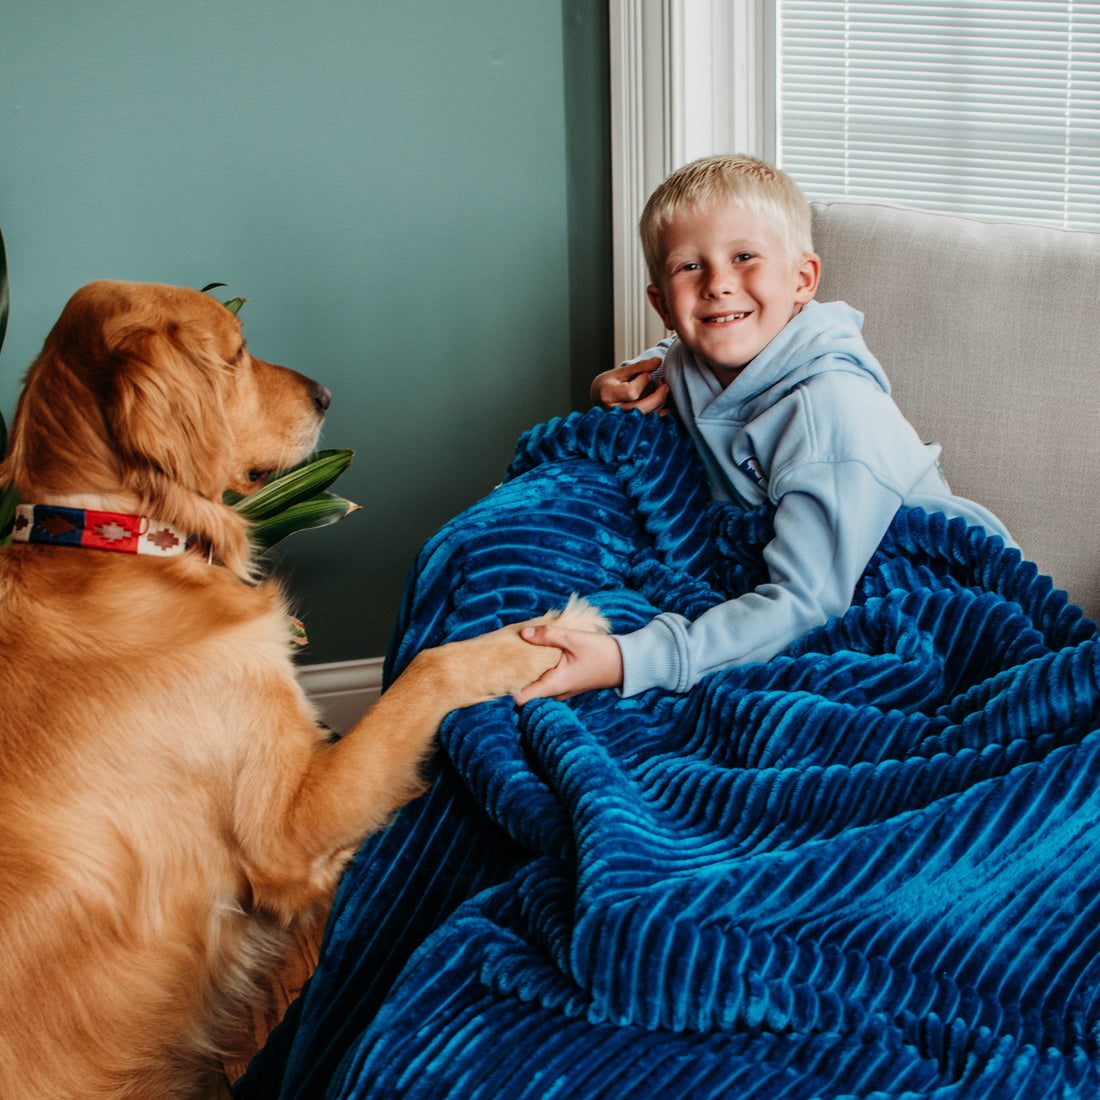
[{"left": 236, "top": 409, "right": 1100, "bottom": 1100}]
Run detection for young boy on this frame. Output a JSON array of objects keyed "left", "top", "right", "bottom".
[{"left": 515, "top": 154, "right": 1012, "bottom": 703}]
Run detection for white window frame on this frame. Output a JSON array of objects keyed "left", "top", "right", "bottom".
[{"left": 609, "top": 0, "right": 775, "bottom": 364}]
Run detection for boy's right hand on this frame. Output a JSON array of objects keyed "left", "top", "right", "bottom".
[
  {"left": 590, "top": 357, "right": 668, "bottom": 414},
  {"left": 512, "top": 625, "right": 624, "bottom": 703}
]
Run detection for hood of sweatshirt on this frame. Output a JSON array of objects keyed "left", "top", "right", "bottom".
[{"left": 669, "top": 300, "right": 890, "bottom": 426}]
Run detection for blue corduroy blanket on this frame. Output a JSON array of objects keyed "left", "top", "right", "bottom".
[{"left": 237, "top": 409, "right": 1100, "bottom": 1099}]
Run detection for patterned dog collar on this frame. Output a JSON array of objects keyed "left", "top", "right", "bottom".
[{"left": 10, "top": 503, "right": 196, "bottom": 557}]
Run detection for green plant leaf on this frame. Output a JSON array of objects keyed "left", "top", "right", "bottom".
[
  {"left": 248, "top": 492, "right": 360, "bottom": 553},
  {"left": 0, "top": 227, "right": 8, "bottom": 363},
  {"left": 0, "top": 482, "right": 19, "bottom": 546},
  {"left": 199, "top": 284, "right": 245, "bottom": 315},
  {"left": 227, "top": 448, "right": 358, "bottom": 554},
  {"left": 1, "top": 225, "right": 10, "bottom": 488},
  {"left": 229, "top": 449, "right": 354, "bottom": 521}
]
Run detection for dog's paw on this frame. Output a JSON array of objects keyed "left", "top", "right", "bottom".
[
  {"left": 428, "top": 597, "right": 608, "bottom": 707},
  {"left": 527, "top": 593, "right": 610, "bottom": 635}
]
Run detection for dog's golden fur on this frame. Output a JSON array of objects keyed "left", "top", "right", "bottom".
[{"left": 0, "top": 281, "right": 603, "bottom": 1098}]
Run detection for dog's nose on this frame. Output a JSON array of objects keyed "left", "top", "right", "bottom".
[{"left": 312, "top": 384, "right": 332, "bottom": 414}]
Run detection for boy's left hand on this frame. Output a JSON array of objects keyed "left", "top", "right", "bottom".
[
  {"left": 513, "top": 625, "right": 624, "bottom": 703},
  {"left": 591, "top": 358, "right": 668, "bottom": 414}
]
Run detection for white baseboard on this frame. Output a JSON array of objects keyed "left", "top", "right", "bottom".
[{"left": 298, "top": 657, "right": 384, "bottom": 735}]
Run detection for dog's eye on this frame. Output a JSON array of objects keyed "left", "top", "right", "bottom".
[{"left": 234, "top": 344, "right": 246, "bottom": 364}]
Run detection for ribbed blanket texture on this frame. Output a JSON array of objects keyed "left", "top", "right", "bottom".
[{"left": 236, "top": 409, "right": 1100, "bottom": 1099}]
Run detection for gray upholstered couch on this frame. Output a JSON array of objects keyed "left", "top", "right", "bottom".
[{"left": 811, "top": 200, "right": 1100, "bottom": 620}]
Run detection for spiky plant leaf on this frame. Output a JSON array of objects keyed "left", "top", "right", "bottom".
[
  {"left": 229, "top": 449, "right": 354, "bottom": 521},
  {"left": 0, "top": 225, "right": 16, "bottom": 544},
  {"left": 248, "top": 492, "right": 360, "bottom": 554},
  {"left": 0, "top": 485, "right": 16, "bottom": 546},
  {"left": 200, "top": 283, "right": 245, "bottom": 315},
  {"left": 227, "top": 449, "right": 358, "bottom": 554},
  {"left": 0, "top": 227, "right": 8, "bottom": 365},
  {"left": 1, "top": 223, "right": 8, "bottom": 457}
]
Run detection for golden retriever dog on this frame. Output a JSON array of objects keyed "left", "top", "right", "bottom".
[{"left": 0, "top": 281, "right": 604, "bottom": 1099}]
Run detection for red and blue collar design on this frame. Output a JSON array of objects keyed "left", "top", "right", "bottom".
[{"left": 10, "top": 503, "right": 195, "bottom": 557}]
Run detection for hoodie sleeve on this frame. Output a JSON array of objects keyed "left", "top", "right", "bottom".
[
  {"left": 622, "top": 337, "right": 676, "bottom": 368},
  {"left": 615, "top": 459, "right": 904, "bottom": 695}
]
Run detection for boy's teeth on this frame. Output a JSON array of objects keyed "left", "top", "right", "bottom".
[{"left": 710, "top": 312, "right": 748, "bottom": 322}]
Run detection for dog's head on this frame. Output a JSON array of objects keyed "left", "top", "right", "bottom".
[{"left": 1, "top": 280, "right": 330, "bottom": 578}]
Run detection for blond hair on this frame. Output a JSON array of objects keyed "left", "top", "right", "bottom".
[{"left": 640, "top": 154, "right": 813, "bottom": 281}]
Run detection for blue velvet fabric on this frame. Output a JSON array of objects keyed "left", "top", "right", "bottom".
[{"left": 237, "top": 408, "right": 1100, "bottom": 1099}]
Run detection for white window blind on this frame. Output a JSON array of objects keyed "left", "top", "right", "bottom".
[{"left": 778, "top": 1, "right": 1100, "bottom": 230}]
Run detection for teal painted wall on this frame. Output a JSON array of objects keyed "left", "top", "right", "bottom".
[{"left": 0, "top": 1, "right": 611, "bottom": 663}]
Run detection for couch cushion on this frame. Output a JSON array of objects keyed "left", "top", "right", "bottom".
[{"left": 811, "top": 199, "right": 1100, "bottom": 620}]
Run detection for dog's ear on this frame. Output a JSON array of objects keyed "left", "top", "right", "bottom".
[
  {"left": 106, "top": 323, "right": 232, "bottom": 496},
  {"left": 0, "top": 287, "right": 123, "bottom": 496},
  {"left": 105, "top": 321, "right": 254, "bottom": 578},
  {"left": 0, "top": 344, "right": 115, "bottom": 498}
]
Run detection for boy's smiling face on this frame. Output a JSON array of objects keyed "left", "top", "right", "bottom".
[{"left": 647, "top": 201, "right": 820, "bottom": 387}]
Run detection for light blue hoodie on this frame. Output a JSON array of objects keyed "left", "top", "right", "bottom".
[{"left": 616, "top": 300, "right": 1014, "bottom": 696}]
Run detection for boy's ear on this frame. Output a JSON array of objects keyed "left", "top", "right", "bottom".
[
  {"left": 795, "top": 252, "right": 822, "bottom": 303},
  {"left": 646, "top": 284, "right": 675, "bottom": 330}
]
